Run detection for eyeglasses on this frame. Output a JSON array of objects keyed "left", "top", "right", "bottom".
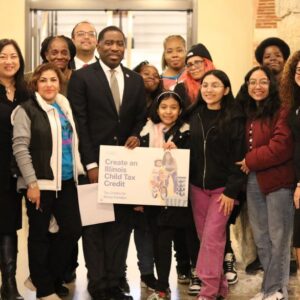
[
  {"left": 201, "top": 83, "right": 224, "bottom": 89},
  {"left": 248, "top": 79, "right": 270, "bottom": 87},
  {"left": 186, "top": 60, "right": 204, "bottom": 69},
  {"left": 295, "top": 67, "right": 300, "bottom": 75},
  {"left": 75, "top": 31, "right": 97, "bottom": 38}
]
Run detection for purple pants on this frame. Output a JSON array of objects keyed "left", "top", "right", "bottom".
[{"left": 190, "top": 184, "right": 229, "bottom": 300}]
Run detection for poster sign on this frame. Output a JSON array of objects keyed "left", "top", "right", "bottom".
[
  {"left": 77, "top": 183, "right": 115, "bottom": 226},
  {"left": 98, "top": 146, "right": 190, "bottom": 207}
]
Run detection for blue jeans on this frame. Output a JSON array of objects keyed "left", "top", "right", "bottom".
[
  {"left": 134, "top": 227, "right": 155, "bottom": 275},
  {"left": 247, "top": 173, "right": 294, "bottom": 299}
]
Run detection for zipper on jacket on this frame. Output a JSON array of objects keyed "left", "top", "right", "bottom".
[
  {"left": 198, "top": 113, "right": 214, "bottom": 189},
  {"left": 53, "top": 108, "right": 60, "bottom": 197}
]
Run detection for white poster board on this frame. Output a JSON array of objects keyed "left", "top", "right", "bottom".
[
  {"left": 98, "top": 146, "right": 190, "bottom": 207},
  {"left": 77, "top": 183, "right": 115, "bottom": 226}
]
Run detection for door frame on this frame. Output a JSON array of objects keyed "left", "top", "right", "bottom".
[{"left": 25, "top": 0, "right": 198, "bottom": 71}]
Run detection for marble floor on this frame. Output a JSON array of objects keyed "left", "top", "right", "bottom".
[{"left": 8, "top": 211, "right": 300, "bottom": 300}]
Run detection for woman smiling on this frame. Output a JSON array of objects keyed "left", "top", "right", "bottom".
[{"left": 12, "top": 63, "right": 85, "bottom": 300}]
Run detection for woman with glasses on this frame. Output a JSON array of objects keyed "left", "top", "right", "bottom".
[
  {"left": 189, "top": 70, "right": 245, "bottom": 300},
  {"left": 174, "top": 43, "right": 215, "bottom": 113},
  {"left": 280, "top": 51, "right": 300, "bottom": 275},
  {"left": 173, "top": 43, "right": 215, "bottom": 295},
  {"left": 237, "top": 66, "right": 294, "bottom": 300}
]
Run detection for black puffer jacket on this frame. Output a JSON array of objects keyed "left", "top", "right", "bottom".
[{"left": 189, "top": 104, "right": 246, "bottom": 199}]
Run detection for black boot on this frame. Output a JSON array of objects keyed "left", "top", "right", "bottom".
[{"left": 0, "top": 234, "right": 24, "bottom": 300}]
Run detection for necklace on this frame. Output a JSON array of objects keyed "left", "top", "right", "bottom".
[
  {"left": 0, "top": 81, "right": 15, "bottom": 101},
  {"left": 5, "top": 84, "right": 13, "bottom": 94},
  {"left": 0, "top": 80, "right": 15, "bottom": 93}
]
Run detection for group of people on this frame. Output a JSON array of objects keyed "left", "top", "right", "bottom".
[{"left": 0, "top": 19, "right": 299, "bottom": 300}]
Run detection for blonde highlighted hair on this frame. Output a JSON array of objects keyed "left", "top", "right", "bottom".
[{"left": 161, "top": 35, "right": 186, "bottom": 70}]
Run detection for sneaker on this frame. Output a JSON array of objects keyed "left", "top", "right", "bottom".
[
  {"left": 264, "top": 290, "right": 284, "bottom": 300},
  {"left": 141, "top": 274, "right": 157, "bottom": 291},
  {"left": 250, "top": 292, "right": 264, "bottom": 300},
  {"left": 119, "top": 276, "right": 130, "bottom": 293},
  {"left": 245, "top": 256, "right": 263, "bottom": 275},
  {"left": 177, "top": 271, "right": 190, "bottom": 284},
  {"left": 223, "top": 252, "right": 238, "bottom": 285},
  {"left": 188, "top": 268, "right": 201, "bottom": 295},
  {"left": 147, "top": 290, "right": 170, "bottom": 300},
  {"left": 24, "top": 276, "right": 36, "bottom": 291}
]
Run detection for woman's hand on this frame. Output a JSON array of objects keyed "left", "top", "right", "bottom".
[
  {"left": 27, "top": 182, "right": 41, "bottom": 210},
  {"left": 236, "top": 158, "right": 250, "bottom": 174},
  {"left": 294, "top": 186, "right": 300, "bottom": 209},
  {"left": 163, "top": 141, "right": 177, "bottom": 150},
  {"left": 217, "top": 193, "right": 234, "bottom": 216},
  {"left": 125, "top": 136, "right": 140, "bottom": 149}
]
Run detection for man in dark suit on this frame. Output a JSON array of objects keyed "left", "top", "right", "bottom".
[{"left": 68, "top": 26, "right": 146, "bottom": 300}]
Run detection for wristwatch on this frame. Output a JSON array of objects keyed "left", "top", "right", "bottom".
[{"left": 28, "top": 182, "right": 38, "bottom": 189}]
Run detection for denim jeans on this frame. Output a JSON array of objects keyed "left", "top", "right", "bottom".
[{"left": 247, "top": 172, "right": 294, "bottom": 299}]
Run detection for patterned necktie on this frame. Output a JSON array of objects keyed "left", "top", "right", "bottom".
[{"left": 110, "top": 69, "right": 121, "bottom": 114}]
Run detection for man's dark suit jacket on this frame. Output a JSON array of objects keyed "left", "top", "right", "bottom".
[{"left": 68, "top": 61, "right": 146, "bottom": 221}]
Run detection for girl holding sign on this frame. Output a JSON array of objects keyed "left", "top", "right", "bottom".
[
  {"left": 189, "top": 70, "right": 246, "bottom": 300},
  {"left": 139, "top": 91, "right": 191, "bottom": 300}
]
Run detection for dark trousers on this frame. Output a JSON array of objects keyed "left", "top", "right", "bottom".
[
  {"left": 82, "top": 218, "right": 132, "bottom": 297},
  {"left": 26, "top": 179, "right": 82, "bottom": 298},
  {"left": 153, "top": 225, "right": 196, "bottom": 292}
]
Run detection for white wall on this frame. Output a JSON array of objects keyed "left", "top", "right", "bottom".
[{"left": 0, "top": 0, "right": 25, "bottom": 54}]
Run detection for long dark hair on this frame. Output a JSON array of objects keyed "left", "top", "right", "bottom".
[
  {"left": 0, "top": 39, "right": 28, "bottom": 102},
  {"left": 149, "top": 91, "right": 185, "bottom": 136},
  {"left": 196, "top": 69, "right": 236, "bottom": 132},
  {"left": 237, "top": 66, "right": 280, "bottom": 120}
]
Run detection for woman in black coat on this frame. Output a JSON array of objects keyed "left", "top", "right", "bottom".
[{"left": 0, "top": 38, "right": 29, "bottom": 300}]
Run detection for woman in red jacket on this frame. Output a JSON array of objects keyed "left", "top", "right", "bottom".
[{"left": 237, "top": 66, "right": 294, "bottom": 300}]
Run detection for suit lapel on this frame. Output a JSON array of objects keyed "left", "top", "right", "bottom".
[{"left": 120, "top": 66, "right": 131, "bottom": 115}]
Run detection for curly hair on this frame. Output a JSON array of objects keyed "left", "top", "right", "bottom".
[{"left": 280, "top": 50, "right": 300, "bottom": 109}]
